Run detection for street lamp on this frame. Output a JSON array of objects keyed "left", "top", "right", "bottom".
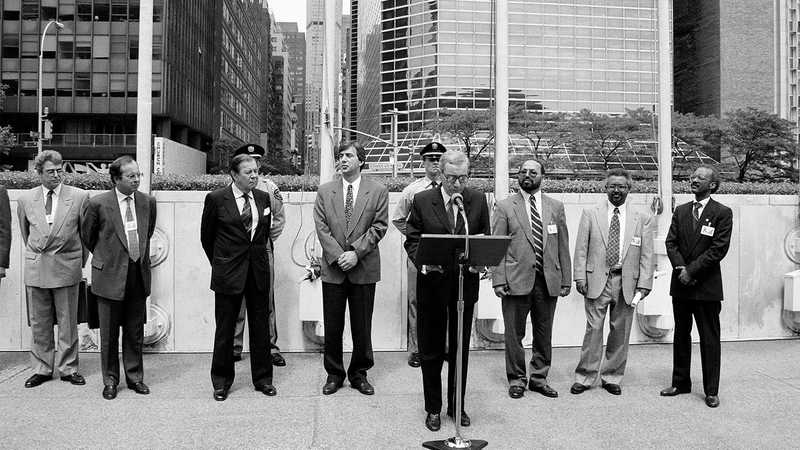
[{"left": 38, "top": 19, "right": 64, "bottom": 155}]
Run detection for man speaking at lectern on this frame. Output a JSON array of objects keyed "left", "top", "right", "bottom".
[{"left": 405, "top": 150, "right": 490, "bottom": 432}]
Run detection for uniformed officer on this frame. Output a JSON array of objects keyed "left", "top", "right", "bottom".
[
  {"left": 390, "top": 142, "right": 444, "bottom": 368},
  {"left": 230, "top": 144, "right": 287, "bottom": 367}
]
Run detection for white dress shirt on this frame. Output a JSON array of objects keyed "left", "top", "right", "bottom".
[
  {"left": 115, "top": 188, "right": 138, "bottom": 231},
  {"left": 440, "top": 186, "right": 460, "bottom": 225},
  {"left": 606, "top": 200, "right": 627, "bottom": 264},
  {"left": 342, "top": 175, "right": 362, "bottom": 209},
  {"left": 231, "top": 184, "right": 257, "bottom": 239},
  {"left": 694, "top": 196, "right": 710, "bottom": 219},
  {"left": 42, "top": 183, "right": 63, "bottom": 224},
  {"left": 520, "top": 189, "right": 543, "bottom": 227}
]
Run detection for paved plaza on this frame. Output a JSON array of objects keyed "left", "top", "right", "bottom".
[{"left": 0, "top": 340, "right": 798, "bottom": 449}]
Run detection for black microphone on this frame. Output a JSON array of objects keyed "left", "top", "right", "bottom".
[{"left": 452, "top": 193, "right": 465, "bottom": 211}]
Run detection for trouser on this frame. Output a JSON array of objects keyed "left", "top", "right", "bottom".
[
  {"left": 97, "top": 260, "right": 146, "bottom": 386},
  {"left": 211, "top": 264, "right": 273, "bottom": 390},
  {"left": 671, "top": 298, "right": 721, "bottom": 396},
  {"left": 502, "top": 272, "right": 557, "bottom": 388},
  {"left": 574, "top": 272, "right": 635, "bottom": 386},
  {"left": 233, "top": 247, "right": 278, "bottom": 355},
  {"left": 28, "top": 284, "right": 80, "bottom": 376},
  {"left": 322, "top": 280, "right": 376, "bottom": 383},
  {"left": 407, "top": 258, "right": 419, "bottom": 355}
]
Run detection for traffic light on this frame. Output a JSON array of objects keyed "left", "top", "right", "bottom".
[
  {"left": 306, "top": 134, "right": 313, "bottom": 150},
  {"left": 43, "top": 119, "right": 53, "bottom": 140}
]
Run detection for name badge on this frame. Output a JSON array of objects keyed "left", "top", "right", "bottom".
[
  {"left": 631, "top": 236, "right": 641, "bottom": 246},
  {"left": 125, "top": 221, "right": 137, "bottom": 232},
  {"left": 547, "top": 224, "right": 558, "bottom": 234},
  {"left": 45, "top": 214, "right": 54, "bottom": 224},
  {"left": 263, "top": 207, "right": 271, "bottom": 216},
  {"left": 701, "top": 225, "right": 715, "bottom": 237}
]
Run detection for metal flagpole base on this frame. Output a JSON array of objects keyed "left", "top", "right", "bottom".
[{"left": 422, "top": 437, "right": 488, "bottom": 449}]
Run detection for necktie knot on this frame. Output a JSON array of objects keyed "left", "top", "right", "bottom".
[
  {"left": 47, "top": 189, "right": 54, "bottom": 197},
  {"left": 613, "top": 207, "right": 619, "bottom": 215}
]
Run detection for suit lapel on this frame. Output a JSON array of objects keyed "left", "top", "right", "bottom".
[
  {"left": 512, "top": 193, "right": 536, "bottom": 249},
  {"left": 134, "top": 191, "right": 150, "bottom": 254},
  {"left": 30, "top": 186, "right": 49, "bottom": 232},
  {"left": 347, "top": 179, "right": 370, "bottom": 238},
  {"left": 46, "top": 186, "right": 73, "bottom": 246},
  {"left": 620, "top": 208, "right": 639, "bottom": 261},
  {"left": 689, "top": 199, "right": 716, "bottom": 253},
  {"left": 223, "top": 186, "right": 246, "bottom": 235},
  {"left": 253, "top": 190, "right": 265, "bottom": 239},
  {"left": 454, "top": 191, "right": 468, "bottom": 234},
  {"left": 107, "top": 190, "right": 129, "bottom": 251},
  {"left": 594, "top": 202, "right": 609, "bottom": 246},
  {"left": 432, "top": 190, "right": 452, "bottom": 232},
  {"left": 540, "top": 194, "right": 552, "bottom": 250}
]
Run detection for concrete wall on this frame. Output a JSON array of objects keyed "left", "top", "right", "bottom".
[
  {"left": 153, "top": 137, "right": 207, "bottom": 175},
  {"left": 0, "top": 190, "right": 797, "bottom": 352}
]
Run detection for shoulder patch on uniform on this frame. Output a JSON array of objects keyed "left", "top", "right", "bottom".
[{"left": 273, "top": 188, "right": 283, "bottom": 202}]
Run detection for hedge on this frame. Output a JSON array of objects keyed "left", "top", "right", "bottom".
[{"left": 0, "top": 172, "right": 797, "bottom": 195}]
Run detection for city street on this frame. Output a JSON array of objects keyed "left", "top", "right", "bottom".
[{"left": 1, "top": 340, "right": 798, "bottom": 449}]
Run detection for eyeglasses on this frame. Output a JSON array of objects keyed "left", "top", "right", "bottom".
[
  {"left": 518, "top": 169, "right": 540, "bottom": 176},
  {"left": 123, "top": 172, "right": 143, "bottom": 180},
  {"left": 606, "top": 184, "right": 629, "bottom": 192},
  {"left": 444, "top": 174, "right": 468, "bottom": 184}
]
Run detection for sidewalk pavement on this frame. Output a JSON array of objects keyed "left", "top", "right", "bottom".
[{"left": 0, "top": 340, "right": 798, "bottom": 449}]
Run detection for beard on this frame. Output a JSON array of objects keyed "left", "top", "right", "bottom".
[{"left": 520, "top": 178, "right": 541, "bottom": 192}]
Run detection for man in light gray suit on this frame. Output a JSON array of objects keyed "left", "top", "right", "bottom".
[
  {"left": 17, "top": 150, "right": 90, "bottom": 388},
  {"left": 493, "top": 159, "right": 571, "bottom": 399},
  {"left": 571, "top": 168, "right": 654, "bottom": 396}
]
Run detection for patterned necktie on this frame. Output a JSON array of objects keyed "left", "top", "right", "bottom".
[
  {"left": 345, "top": 184, "right": 354, "bottom": 230},
  {"left": 446, "top": 199, "right": 456, "bottom": 233},
  {"left": 529, "top": 195, "right": 544, "bottom": 271},
  {"left": 125, "top": 197, "right": 140, "bottom": 261},
  {"left": 241, "top": 193, "right": 252, "bottom": 235},
  {"left": 607, "top": 207, "right": 620, "bottom": 268},
  {"left": 429, "top": 180, "right": 439, "bottom": 190},
  {"left": 45, "top": 190, "right": 54, "bottom": 223},
  {"left": 693, "top": 202, "right": 702, "bottom": 222}
]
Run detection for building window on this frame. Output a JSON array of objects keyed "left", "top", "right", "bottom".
[
  {"left": 153, "top": 3, "right": 162, "bottom": 22},
  {"left": 94, "top": 0, "right": 110, "bottom": 21},
  {"left": 152, "top": 36, "right": 162, "bottom": 60},
  {"left": 20, "top": 35, "right": 38, "bottom": 59},
  {"left": 129, "top": 2, "right": 140, "bottom": 22},
  {"left": 93, "top": 36, "right": 110, "bottom": 59},
  {"left": 22, "top": 0, "right": 39, "bottom": 20},
  {"left": 77, "top": 1, "right": 92, "bottom": 21},
  {"left": 92, "top": 73, "right": 108, "bottom": 97},
  {"left": 1, "top": 36, "right": 20, "bottom": 58},
  {"left": 59, "top": 41, "right": 74, "bottom": 59},
  {"left": 41, "top": 6, "right": 57, "bottom": 20},
  {"left": 57, "top": 73, "right": 72, "bottom": 96},
  {"left": 2, "top": 10, "right": 21, "bottom": 20},
  {"left": 129, "top": 38, "right": 139, "bottom": 59},
  {"left": 111, "top": 0, "right": 128, "bottom": 21},
  {"left": 58, "top": 4, "right": 75, "bottom": 22},
  {"left": 75, "top": 72, "right": 90, "bottom": 97},
  {"left": 110, "top": 35, "right": 127, "bottom": 59},
  {"left": 110, "top": 74, "right": 125, "bottom": 97},
  {"left": 1, "top": 80, "right": 19, "bottom": 96},
  {"left": 75, "top": 38, "right": 92, "bottom": 59}
]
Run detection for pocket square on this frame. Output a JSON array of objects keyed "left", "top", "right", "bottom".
[{"left": 263, "top": 207, "right": 271, "bottom": 216}]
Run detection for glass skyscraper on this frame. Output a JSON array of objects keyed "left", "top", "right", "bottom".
[{"left": 378, "top": 0, "right": 659, "bottom": 134}]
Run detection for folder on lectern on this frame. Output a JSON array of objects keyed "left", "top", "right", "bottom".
[{"left": 416, "top": 234, "right": 510, "bottom": 267}]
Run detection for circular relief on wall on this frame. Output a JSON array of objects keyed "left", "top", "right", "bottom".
[
  {"left": 784, "top": 228, "right": 800, "bottom": 265},
  {"left": 144, "top": 302, "right": 172, "bottom": 346},
  {"left": 149, "top": 227, "right": 170, "bottom": 268}
]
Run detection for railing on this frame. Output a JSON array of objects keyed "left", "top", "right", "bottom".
[{"left": 14, "top": 133, "right": 139, "bottom": 148}]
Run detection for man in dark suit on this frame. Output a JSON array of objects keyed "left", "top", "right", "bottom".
[
  {"left": 0, "top": 184, "right": 10, "bottom": 286},
  {"left": 313, "top": 141, "right": 388, "bottom": 397},
  {"left": 18, "top": 150, "right": 90, "bottom": 388},
  {"left": 405, "top": 150, "right": 490, "bottom": 432},
  {"left": 661, "top": 166, "right": 733, "bottom": 408},
  {"left": 81, "top": 156, "right": 157, "bottom": 400},
  {"left": 201, "top": 154, "right": 276, "bottom": 401},
  {"left": 492, "top": 159, "right": 571, "bottom": 399}
]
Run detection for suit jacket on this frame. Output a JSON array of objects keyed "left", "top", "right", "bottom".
[
  {"left": 666, "top": 198, "right": 732, "bottom": 301},
  {"left": 18, "top": 184, "right": 90, "bottom": 288},
  {"left": 573, "top": 201, "right": 655, "bottom": 304},
  {"left": 200, "top": 185, "right": 272, "bottom": 295},
  {"left": 0, "top": 185, "right": 10, "bottom": 269},
  {"left": 492, "top": 192, "right": 571, "bottom": 297},
  {"left": 404, "top": 187, "right": 491, "bottom": 302},
  {"left": 81, "top": 189, "right": 157, "bottom": 301},
  {"left": 313, "top": 176, "right": 389, "bottom": 285}
]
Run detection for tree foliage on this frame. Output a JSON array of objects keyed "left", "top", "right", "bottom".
[
  {"left": 0, "top": 84, "right": 15, "bottom": 171},
  {"left": 426, "top": 108, "right": 494, "bottom": 163},
  {"left": 569, "top": 109, "right": 651, "bottom": 170},
  {"left": 723, "top": 108, "right": 798, "bottom": 182},
  {"left": 508, "top": 106, "right": 570, "bottom": 160}
]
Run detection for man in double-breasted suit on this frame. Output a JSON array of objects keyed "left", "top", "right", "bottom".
[
  {"left": 18, "top": 151, "right": 90, "bottom": 388},
  {"left": 571, "top": 168, "right": 654, "bottom": 396},
  {"left": 660, "top": 166, "right": 732, "bottom": 408},
  {"left": 0, "top": 184, "right": 10, "bottom": 285},
  {"left": 492, "top": 159, "right": 571, "bottom": 400},
  {"left": 405, "top": 150, "right": 491, "bottom": 432},
  {"left": 201, "top": 154, "right": 275, "bottom": 401},
  {"left": 314, "top": 141, "right": 388, "bottom": 397},
  {"left": 81, "top": 156, "right": 157, "bottom": 400}
]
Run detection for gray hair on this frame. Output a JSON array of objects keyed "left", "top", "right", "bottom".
[
  {"left": 34, "top": 150, "right": 63, "bottom": 174},
  {"left": 438, "top": 149, "right": 469, "bottom": 172},
  {"left": 605, "top": 168, "right": 632, "bottom": 187}
]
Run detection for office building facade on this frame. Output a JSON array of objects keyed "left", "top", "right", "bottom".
[
  {"left": 350, "top": 0, "right": 381, "bottom": 139},
  {"left": 277, "top": 21, "right": 306, "bottom": 160}
]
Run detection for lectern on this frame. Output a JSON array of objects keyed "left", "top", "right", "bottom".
[{"left": 417, "top": 233, "right": 510, "bottom": 450}]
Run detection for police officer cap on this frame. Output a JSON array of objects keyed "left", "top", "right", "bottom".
[
  {"left": 420, "top": 142, "right": 445, "bottom": 158},
  {"left": 233, "top": 143, "right": 265, "bottom": 158}
]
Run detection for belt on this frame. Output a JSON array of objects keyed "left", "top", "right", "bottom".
[{"left": 609, "top": 267, "right": 623, "bottom": 275}]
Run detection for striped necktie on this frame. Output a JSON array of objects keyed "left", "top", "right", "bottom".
[
  {"left": 125, "top": 197, "right": 140, "bottom": 261},
  {"left": 529, "top": 195, "right": 544, "bottom": 270}
]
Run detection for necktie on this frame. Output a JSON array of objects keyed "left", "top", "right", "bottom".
[
  {"left": 693, "top": 202, "right": 702, "bottom": 222},
  {"left": 125, "top": 197, "right": 140, "bottom": 261},
  {"left": 529, "top": 195, "right": 544, "bottom": 271},
  {"left": 607, "top": 207, "right": 620, "bottom": 268},
  {"left": 446, "top": 199, "right": 455, "bottom": 233},
  {"left": 45, "top": 189, "right": 54, "bottom": 223},
  {"left": 429, "top": 181, "right": 439, "bottom": 190},
  {"left": 345, "top": 184, "right": 354, "bottom": 230},
  {"left": 241, "top": 193, "right": 252, "bottom": 235}
]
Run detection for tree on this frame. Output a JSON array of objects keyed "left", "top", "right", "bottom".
[
  {"left": 723, "top": 108, "right": 798, "bottom": 182},
  {"left": 508, "top": 106, "right": 570, "bottom": 160},
  {"left": 0, "top": 84, "right": 15, "bottom": 171},
  {"left": 426, "top": 108, "right": 494, "bottom": 164},
  {"left": 570, "top": 110, "right": 650, "bottom": 170},
  {"left": 672, "top": 111, "right": 725, "bottom": 160}
]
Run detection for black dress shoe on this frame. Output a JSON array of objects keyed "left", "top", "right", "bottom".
[
  {"left": 446, "top": 410, "right": 471, "bottom": 427},
  {"left": 256, "top": 384, "right": 277, "bottom": 396},
  {"left": 705, "top": 395, "right": 720, "bottom": 408},
  {"left": 408, "top": 353, "right": 421, "bottom": 368},
  {"left": 60, "top": 373, "right": 86, "bottom": 385},
  {"left": 570, "top": 383, "right": 589, "bottom": 394},
  {"left": 322, "top": 380, "right": 342, "bottom": 395},
  {"left": 127, "top": 381, "right": 150, "bottom": 395},
  {"left": 602, "top": 383, "right": 622, "bottom": 395},
  {"left": 232, "top": 354, "right": 242, "bottom": 362},
  {"left": 425, "top": 413, "right": 441, "bottom": 432},
  {"left": 660, "top": 386, "right": 691, "bottom": 397},
  {"left": 508, "top": 385, "right": 525, "bottom": 399},
  {"left": 271, "top": 352, "right": 286, "bottom": 367},
  {"left": 102, "top": 385, "right": 118, "bottom": 400},
  {"left": 213, "top": 388, "right": 229, "bottom": 401},
  {"left": 24, "top": 374, "right": 52, "bottom": 388},
  {"left": 530, "top": 383, "right": 559, "bottom": 398},
  {"left": 351, "top": 379, "right": 375, "bottom": 395}
]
